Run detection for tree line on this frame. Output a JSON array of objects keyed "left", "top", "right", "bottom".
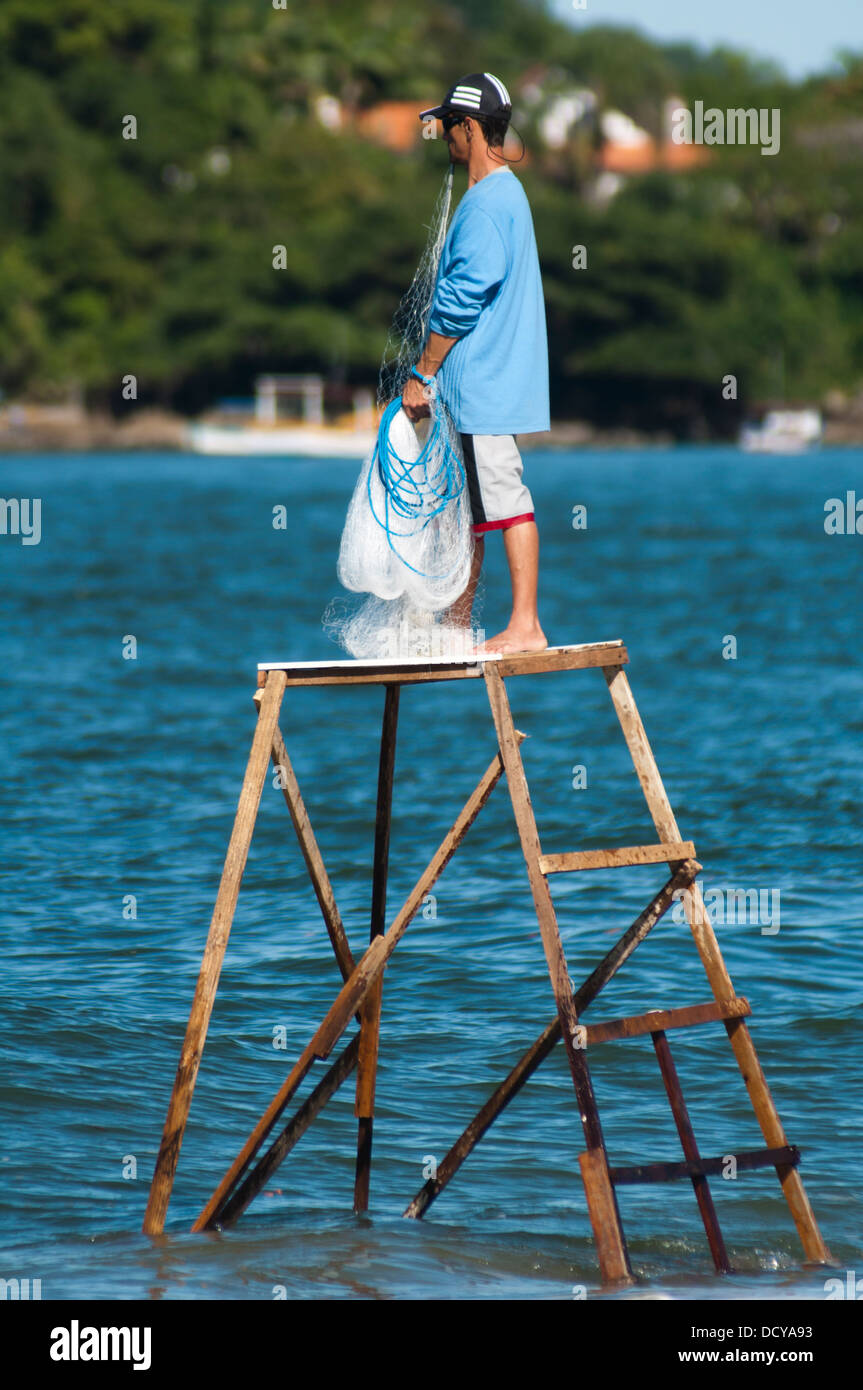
[{"left": 1, "top": 0, "right": 861, "bottom": 436}]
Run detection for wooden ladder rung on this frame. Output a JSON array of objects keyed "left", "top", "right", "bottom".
[
  {"left": 584, "top": 997, "right": 751, "bottom": 1045},
  {"left": 539, "top": 841, "right": 696, "bottom": 873},
  {"left": 610, "top": 1145, "right": 801, "bottom": 1186}
]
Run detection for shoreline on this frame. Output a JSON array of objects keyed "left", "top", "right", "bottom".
[{"left": 2, "top": 406, "right": 863, "bottom": 453}]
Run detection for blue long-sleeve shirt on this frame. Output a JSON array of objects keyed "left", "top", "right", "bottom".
[{"left": 429, "top": 166, "right": 550, "bottom": 435}]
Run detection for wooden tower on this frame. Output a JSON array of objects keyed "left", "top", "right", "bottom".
[{"left": 143, "top": 642, "right": 830, "bottom": 1284}]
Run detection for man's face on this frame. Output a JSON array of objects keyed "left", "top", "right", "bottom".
[{"left": 442, "top": 114, "right": 471, "bottom": 164}]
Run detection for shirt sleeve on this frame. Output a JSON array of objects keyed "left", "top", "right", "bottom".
[{"left": 429, "top": 206, "right": 508, "bottom": 337}]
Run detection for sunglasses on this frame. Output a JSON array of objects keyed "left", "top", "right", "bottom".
[{"left": 442, "top": 114, "right": 464, "bottom": 132}]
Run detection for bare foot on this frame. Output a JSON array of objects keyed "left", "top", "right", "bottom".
[{"left": 474, "top": 626, "right": 548, "bottom": 657}]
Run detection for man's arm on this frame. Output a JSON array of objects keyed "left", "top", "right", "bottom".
[
  {"left": 401, "top": 331, "right": 459, "bottom": 421},
  {"left": 400, "top": 205, "right": 505, "bottom": 421}
]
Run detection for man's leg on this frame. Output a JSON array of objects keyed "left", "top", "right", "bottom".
[
  {"left": 456, "top": 432, "right": 547, "bottom": 654},
  {"left": 484, "top": 519, "right": 546, "bottom": 654}
]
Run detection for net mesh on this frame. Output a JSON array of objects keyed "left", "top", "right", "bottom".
[
  {"left": 328, "top": 165, "right": 482, "bottom": 660},
  {"left": 377, "top": 165, "right": 455, "bottom": 412}
]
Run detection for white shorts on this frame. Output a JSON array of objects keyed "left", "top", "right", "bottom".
[{"left": 459, "top": 433, "right": 535, "bottom": 536}]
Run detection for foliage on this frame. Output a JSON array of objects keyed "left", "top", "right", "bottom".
[{"left": 0, "top": 0, "right": 860, "bottom": 434}]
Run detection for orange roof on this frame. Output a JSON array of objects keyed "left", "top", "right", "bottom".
[
  {"left": 598, "top": 139, "right": 711, "bottom": 174},
  {"left": 352, "top": 101, "right": 424, "bottom": 152},
  {"left": 661, "top": 141, "right": 711, "bottom": 170},
  {"left": 598, "top": 136, "right": 658, "bottom": 174}
]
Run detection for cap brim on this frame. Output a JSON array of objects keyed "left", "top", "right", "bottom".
[{"left": 419, "top": 105, "right": 450, "bottom": 121}]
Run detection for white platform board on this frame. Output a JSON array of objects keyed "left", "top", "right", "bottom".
[{"left": 257, "top": 642, "right": 624, "bottom": 673}]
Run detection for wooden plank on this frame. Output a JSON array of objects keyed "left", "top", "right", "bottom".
[
  {"left": 652, "top": 1029, "right": 733, "bottom": 1274},
  {"left": 584, "top": 997, "right": 750, "bottom": 1045},
  {"left": 265, "top": 665, "right": 485, "bottom": 688},
  {"left": 603, "top": 663, "right": 831, "bottom": 1265},
  {"left": 483, "top": 663, "right": 633, "bottom": 1285},
  {"left": 217, "top": 1033, "right": 361, "bottom": 1227},
  {"left": 610, "top": 1146, "right": 801, "bottom": 1186},
  {"left": 142, "top": 669, "right": 287, "bottom": 1236},
  {"left": 354, "top": 685, "right": 400, "bottom": 1212},
  {"left": 354, "top": 1034, "right": 380, "bottom": 1122},
  {"left": 403, "top": 857, "right": 701, "bottom": 1219},
  {"left": 603, "top": 666, "right": 733, "bottom": 989},
  {"left": 539, "top": 841, "right": 695, "bottom": 874},
  {"left": 495, "top": 642, "right": 628, "bottom": 678},
  {"left": 483, "top": 670, "right": 580, "bottom": 1080},
  {"left": 484, "top": 668, "right": 590, "bottom": 1081},
  {"left": 257, "top": 642, "right": 624, "bottom": 677},
  {"left": 254, "top": 642, "right": 627, "bottom": 688},
  {"left": 578, "top": 1150, "right": 634, "bottom": 1285},
  {"left": 193, "top": 739, "right": 517, "bottom": 1231},
  {"left": 353, "top": 979, "right": 384, "bottom": 1111},
  {"left": 257, "top": 655, "right": 494, "bottom": 674}
]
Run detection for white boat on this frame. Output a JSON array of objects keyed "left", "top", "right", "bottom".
[
  {"left": 739, "top": 408, "right": 822, "bottom": 454},
  {"left": 186, "top": 372, "right": 377, "bottom": 457},
  {"left": 185, "top": 421, "right": 376, "bottom": 457}
]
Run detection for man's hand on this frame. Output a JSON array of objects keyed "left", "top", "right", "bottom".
[
  {"left": 401, "top": 375, "right": 432, "bottom": 422},
  {"left": 399, "top": 332, "right": 460, "bottom": 421}
]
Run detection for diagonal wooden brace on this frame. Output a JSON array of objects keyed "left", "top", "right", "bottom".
[
  {"left": 259, "top": 698, "right": 356, "bottom": 984},
  {"left": 404, "top": 858, "right": 701, "bottom": 1218},
  {"left": 217, "top": 1032, "right": 362, "bottom": 1228}
]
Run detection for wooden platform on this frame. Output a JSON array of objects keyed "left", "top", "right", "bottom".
[{"left": 256, "top": 640, "right": 629, "bottom": 687}]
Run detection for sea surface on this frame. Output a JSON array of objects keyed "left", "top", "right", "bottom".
[{"left": 1, "top": 445, "right": 861, "bottom": 1301}]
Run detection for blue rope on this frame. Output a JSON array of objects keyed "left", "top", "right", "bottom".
[{"left": 367, "top": 394, "right": 465, "bottom": 577}]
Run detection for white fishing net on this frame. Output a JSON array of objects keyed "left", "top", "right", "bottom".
[
  {"left": 328, "top": 165, "right": 481, "bottom": 660},
  {"left": 376, "top": 164, "right": 455, "bottom": 414}
]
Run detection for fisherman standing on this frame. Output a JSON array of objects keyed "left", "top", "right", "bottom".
[{"left": 401, "top": 72, "right": 550, "bottom": 655}]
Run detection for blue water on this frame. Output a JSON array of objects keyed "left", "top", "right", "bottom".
[{"left": 1, "top": 446, "right": 860, "bottom": 1301}]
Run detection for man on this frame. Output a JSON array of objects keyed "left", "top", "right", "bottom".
[{"left": 401, "top": 72, "right": 550, "bottom": 656}]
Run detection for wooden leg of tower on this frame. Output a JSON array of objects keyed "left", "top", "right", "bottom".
[
  {"left": 354, "top": 685, "right": 400, "bottom": 1212},
  {"left": 484, "top": 663, "right": 633, "bottom": 1284},
  {"left": 651, "top": 1030, "right": 732, "bottom": 1273},
  {"left": 143, "top": 669, "right": 288, "bottom": 1235},
  {"left": 603, "top": 663, "right": 831, "bottom": 1265}
]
